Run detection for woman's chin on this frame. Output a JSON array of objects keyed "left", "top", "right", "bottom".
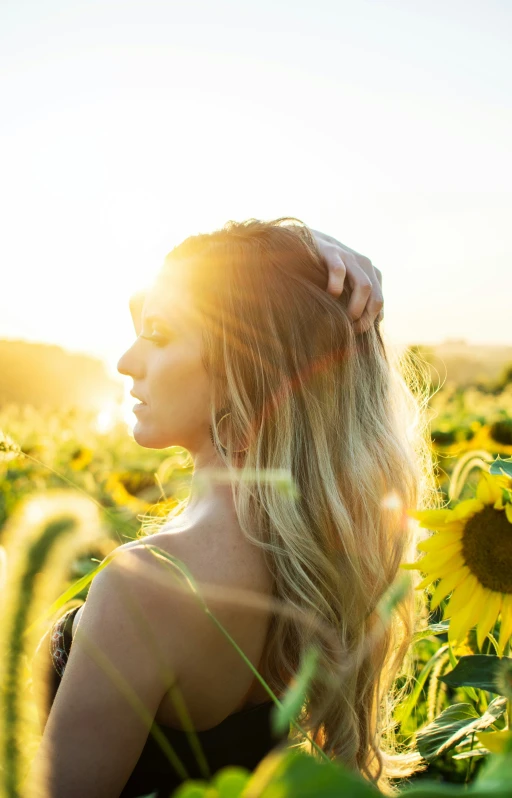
[
  {"left": 132, "top": 423, "right": 176, "bottom": 450},
  {"left": 131, "top": 421, "right": 154, "bottom": 446}
]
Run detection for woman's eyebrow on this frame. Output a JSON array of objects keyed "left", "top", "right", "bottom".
[
  {"left": 142, "top": 311, "right": 169, "bottom": 323},
  {"left": 128, "top": 291, "right": 186, "bottom": 334},
  {"left": 140, "top": 312, "right": 178, "bottom": 331}
]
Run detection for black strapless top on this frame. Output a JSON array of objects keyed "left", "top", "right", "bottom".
[{"left": 38, "top": 605, "right": 288, "bottom": 798}]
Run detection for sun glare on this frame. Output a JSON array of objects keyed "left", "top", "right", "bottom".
[{"left": 94, "top": 403, "right": 122, "bottom": 434}]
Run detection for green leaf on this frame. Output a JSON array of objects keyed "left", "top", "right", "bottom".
[
  {"left": 472, "top": 734, "right": 512, "bottom": 794},
  {"left": 26, "top": 550, "right": 120, "bottom": 634},
  {"left": 439, "top": 655, "right": 512, "bottom": 694},
  {"left": 247, "top": 748, "right": 380, "bottom": 798},
  {"left": 475, "top": 730, "right": 512, "bottom": 754},
  {"left": 212, "top": 767, "right": 250, "bottom": 797},
  {"left": 400, "top": 781, "right": 512, "bottom": 797},
  {"left": 171, "top": 781, "right": 210, "bottom": 797},
  {"left": 415, "top": 697, "right": 508, "bottom": 762},
  {"left": 490, "top": 456, "right": 512, "bottom": 479},
  {"left": 172, "top": 769, "right": 250, "bottom": 798}
]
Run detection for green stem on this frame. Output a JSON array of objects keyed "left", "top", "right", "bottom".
[
  {"left": 465, "top": 731, "right": 476, "bottom": 784},
  {"left": 503, "top": 639, "right": 512, "bottom": 732},
  {"left": 145, "top": 544, "right": 332, "bottom": 764},
  {"left": 205, "top": 608, "right": 331, "bottom": 764}
]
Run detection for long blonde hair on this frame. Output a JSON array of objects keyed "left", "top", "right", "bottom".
[{"left": 140, "top": 217, "right": 440, "bottom": 794}]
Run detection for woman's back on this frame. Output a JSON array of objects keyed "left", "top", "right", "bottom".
[
  {"left": 138, "top": 516, "right": 277, "bottom": 729},
  {"left": 32, "top": 511, "right": 287, "bottom": 796}
]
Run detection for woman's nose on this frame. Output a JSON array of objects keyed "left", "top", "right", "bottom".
[
  {"left": 117, "top": 345, "right": 140, "bottom": 377},
  {"left": 117, "top": 352, "right": 130, "bottom": 376}
]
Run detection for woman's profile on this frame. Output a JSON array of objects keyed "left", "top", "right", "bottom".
[{"left": 28, "top": 217, "right": 436, "bottom": 798}]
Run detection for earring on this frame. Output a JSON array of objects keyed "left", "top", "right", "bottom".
[{"left": 209, "top": 408, "right": 249, "bottom": 454}]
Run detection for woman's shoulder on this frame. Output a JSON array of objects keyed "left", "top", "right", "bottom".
[
  {"left": 66, "top": 523, "right": 273, "bottom": 730},
  {"left": 130, "top": 514, "right": 273, "bottom": 596},
  {"left": 73, "top": 512, "right": 272, "bottom": 646},
  {"left": 136, "top": 524, "right": 274, "bottom": 728},
  {"left": 71, "top": 603, "right": 84, "bottom": 639}
]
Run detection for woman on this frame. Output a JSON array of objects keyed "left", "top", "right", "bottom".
[{"left": 29, "top": 218, "right": 433, "bottom": 797}]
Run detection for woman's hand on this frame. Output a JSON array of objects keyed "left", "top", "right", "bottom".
[{"left": 311, "top": 229, "right": 384, "bottom": 334}]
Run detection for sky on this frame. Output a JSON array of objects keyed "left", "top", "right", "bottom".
[{"left": 1, "top": 0, "right": 511, "bottom": 399}]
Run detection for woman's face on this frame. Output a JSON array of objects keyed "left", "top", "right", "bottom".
[{"left": 117, "top": 275, "right": 214, "bottom": 455}]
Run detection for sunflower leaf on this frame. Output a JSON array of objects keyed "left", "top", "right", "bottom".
[
  {"left": 475, "top": 729, "right": 512, "bottom": 754},
  {"left": 240, "top": 748, "right": 379, "bottom": 798},
  {"left": 472, "top": 727, "right": 512, "bottom": 793},
  {"left": 212, "top": 766, "right": 251, "bottom": 796},
  {"left": 490, "top": 456, "right": 512, "bottom": 479},
  {"left": 415, "top": 697, "right": 508, "bottom": 762},
  {"left": 439, "top": 655, "right": 512, "bottom": 695}
]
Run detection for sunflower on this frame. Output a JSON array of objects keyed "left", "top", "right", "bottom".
[
  {"left": 436, "top": 423, "right": 512, "bottom": 458},
  {"left": 69, "top": 446, "right": 93, "bottom": 471},
  {"left": 105, "top": 472, "right": 154, "bottom": 515},
  {"left": 402, "top": 470, "right": 512, "bottom": 655}
]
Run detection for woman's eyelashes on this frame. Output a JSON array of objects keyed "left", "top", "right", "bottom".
[{"left": 139, "top": 333, "right": 168, "bottom": 347}]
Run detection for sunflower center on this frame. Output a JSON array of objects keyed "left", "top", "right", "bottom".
[{"left": 462, "top": 506, "right": 512, "bottom": 594}]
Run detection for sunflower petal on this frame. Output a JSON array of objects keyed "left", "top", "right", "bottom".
[
  {"left": 443, "top": 573, "right": 478, "bottom": 619},
  {"left": 415, "top": 573, "right": 437, "bottom": 590},
  {"left": 430, "top": 567, "right": 470, "bottom": 611},
  {"left": 477, "top": 471, "right": 498, "bottom": 505},
  {"left": 477, "top": 471, "right": 511, "bottom": 505},
  {"left": 505, "top": 504, "right": 512, "bottom": 525},
  {"left": 448, "top": 583, "right": 485, "bottom": 646},
  {"left": 417, "top": 528, "right": 463, "bottom": 553},
  {"left": 451, "top": 499, "right": 484, "bottom": 521},
  {"left": 497, "top": 594, "right": 512, "bottom": 657},
  {"left": 494, "top": 493, "right": 505, "bottom": 511},
  {"left": 428, "top": 551, "right": 466, "bottom": 581},
  {"left": 407, "top": 509, "right": 453, "bottom": 527},
  {"left": 448, "top": 610, "right": 473, "bottom": 647},
  {"left": 415, "top": 541, "right": 464, "bottom": 571},
  {"left": 476, "top": 590, "right": 502, "bottom": 651}
]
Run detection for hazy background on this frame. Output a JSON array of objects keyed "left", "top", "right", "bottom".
[{"left": 1, "top": 0, "right": 511, "bottom": 421}]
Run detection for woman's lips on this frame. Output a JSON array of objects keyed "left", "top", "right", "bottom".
[{"left": 133, "top": 402, "right": 147, "bottom": 412}]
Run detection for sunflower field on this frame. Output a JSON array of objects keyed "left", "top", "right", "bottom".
[{"left": 1, "top": 375, "right": 512, "bottom": 797}]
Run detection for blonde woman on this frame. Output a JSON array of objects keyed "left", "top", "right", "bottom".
[{"left": 30, "top": 219, "right": 434, "bottom": 798}]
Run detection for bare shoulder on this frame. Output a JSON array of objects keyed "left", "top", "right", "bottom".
[
  {"left": 69, "top": 537, "right": 215, "bottom": 684},
  {"left": 70, "top": 539, "right": 170, "bottom": 639},
  {"left": 148, "top": 520, "right": 275, "bottom": 723},
  {"left": 125, "top": 520, "right": 275, "bottom": 656},
  {"left": 139, "top": 514, "right": 272, "bottom": 593},
  {"left": 71, "top": 520, "right": 275, "bottom": 726},
  {"left": 73, "top": 517, "right": 272, "bottom": 639}
]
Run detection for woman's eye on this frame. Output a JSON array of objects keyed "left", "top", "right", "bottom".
[{"left": 139, "top": 333, "right": 167, "bottom": 347}]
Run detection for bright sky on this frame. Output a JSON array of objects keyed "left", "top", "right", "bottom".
[{"left": 1, "top": 0, "right": 511, "bottom": 396}]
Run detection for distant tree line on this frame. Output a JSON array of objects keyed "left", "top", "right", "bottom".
[
  {"left": 0, "top": 339, "right": 123, "bottom": 412},
  {"left": 404, "top": 342, "right": 512, "bottom": 395}
]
